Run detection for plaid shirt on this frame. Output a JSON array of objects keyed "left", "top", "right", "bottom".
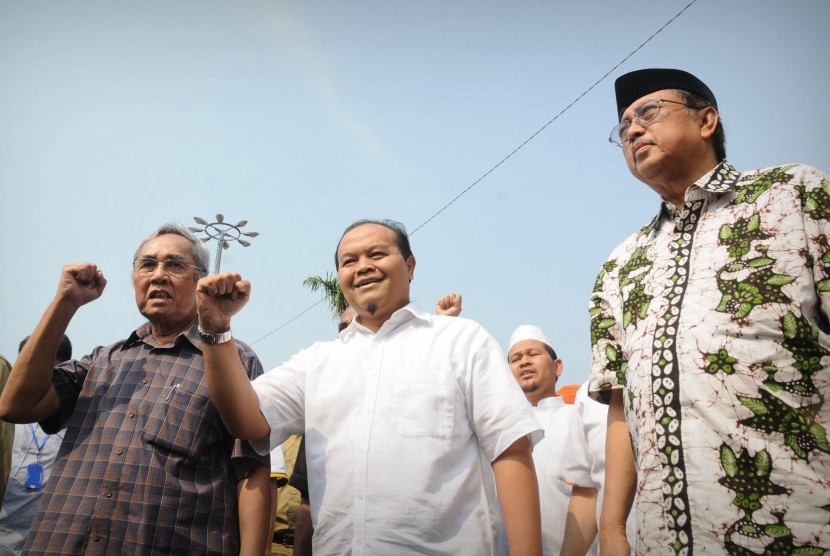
[{"left": 24, "top": 321, "right": 266, "bottom": 555}]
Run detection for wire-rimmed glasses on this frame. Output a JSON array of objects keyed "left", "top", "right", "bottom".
[
  {"left": 133, "top": 256, "right": 206, "bottom": 276},
  {"left": 609, "top": 98, "right": 689, "bottom": 147}
]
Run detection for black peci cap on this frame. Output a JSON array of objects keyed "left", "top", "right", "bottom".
[{"left": 615, "top": 68, "right": 717, "bottom": 118}]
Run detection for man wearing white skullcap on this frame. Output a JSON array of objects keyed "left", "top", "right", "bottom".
[{"left": 507, "top": 325, "right": 574, "bottom": 555}]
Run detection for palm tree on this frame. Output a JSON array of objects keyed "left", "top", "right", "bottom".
[{"left": 303, "top": 273, "right": 347, "bottom": 319}]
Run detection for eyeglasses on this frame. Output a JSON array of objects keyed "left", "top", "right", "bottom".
[
  {"left": 133, "top": 256, "right": 206, "bottom": 276},
  {"left": 609, "top": 98, "right": 690, "bottom": 147}
]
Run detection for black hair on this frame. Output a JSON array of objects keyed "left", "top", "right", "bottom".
[
  {"left": 19, "top": 334, "right": 73, "bottom": 363},
  {"left": 334, "top": 219, "right": 413, "bottom": 269},
  {"left": 543, "top": 344, "right": 558, "bottom": 362}
]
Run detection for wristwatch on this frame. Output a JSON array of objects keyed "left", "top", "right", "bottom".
[{"left": 198, "top": 327, "right": 233, "bottom": 345}]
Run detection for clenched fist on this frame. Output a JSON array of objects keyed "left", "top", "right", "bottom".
[
  {"left": 436, "top": 293, "right": 462, "bottom": 317},
  {"left": 57, "top": 263, "right": 107, "bottom": 309},
  {"left": 196, "top": 272, "right": 251, "bottom": 333}
]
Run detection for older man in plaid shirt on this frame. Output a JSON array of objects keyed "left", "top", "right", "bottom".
[{"left": 0, "top": 223, "right": 270, "bottom": 555}]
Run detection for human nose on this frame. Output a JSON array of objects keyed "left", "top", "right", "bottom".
[
  {"left": 355, "top": 255, "right": 374, "bottom": 274},
  {"left": 624, "top": 119, "right": 647, "bottom": 143},
  {"left": 148, "top": 261, "right": 170, "bottom": 281}
]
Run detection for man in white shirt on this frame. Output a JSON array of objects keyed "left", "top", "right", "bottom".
[
  {"left": 558, "top": 382, "right": 636, "bottom": 555},
  {"left": 507, "top": 325, "right": 575, "bottom": 555},
  {"left": 195, "top": 219, "right": 544, "bottom": 555}
]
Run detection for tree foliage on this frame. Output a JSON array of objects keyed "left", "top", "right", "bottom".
[{"left": 303, "top": 273, "right": 347, "bottom": 318}]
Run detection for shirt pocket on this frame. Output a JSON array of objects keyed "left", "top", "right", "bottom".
[
  {"left": 388, "top": 372, "right": 454, "bottom": 439},
  {"left": 142, "top": 385, "right": 221, "bottom": 459}
]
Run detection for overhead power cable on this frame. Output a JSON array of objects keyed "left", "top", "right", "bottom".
[
  {"left": 411, "top": 0, "right": 698, "bottom": 233},
  {"left": 252, "top": 298, "right": 325, "bottom": 344},
  {"left": 251, "top": 0, "right": 699, "bottom": 346}
]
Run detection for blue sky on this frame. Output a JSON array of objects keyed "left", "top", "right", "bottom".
[{"left": 1, "top": 0, "right": 828, "bottom": 386}]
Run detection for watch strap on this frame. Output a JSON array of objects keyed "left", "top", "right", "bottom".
[{"left": 198, "top": 327, "right": 233, "bottom": 345}]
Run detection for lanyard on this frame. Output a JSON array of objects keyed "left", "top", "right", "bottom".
[{"left": 28, "top": 424, "right": 49, "bottom": 454}]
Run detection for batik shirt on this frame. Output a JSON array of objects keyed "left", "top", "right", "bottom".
[
  {"left": 589, "top": 162, "right": 830, "bottom": 553},
  {"left": 24, "top": 321, "right": 266, "bottom": 555}
]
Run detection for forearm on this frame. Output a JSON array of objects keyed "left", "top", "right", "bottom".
[
  {"left": 293, "top": 500, "right": 314, "bottom": 556},
  {"left": 201, "top": 340, "right": 270, "bottom": 441},
  {"left": 492, "top": 436, "right": 542, "bottom": 556},
  {"left": 265, "top": 480, "right": 278, "bottom": 556},
  {"left": 238, "top": 463, "right": 271, "bottom": 556},
  {"left": 600, "top": 389, "right": 636, "bottom": 553},
  {"left": 561, "top": 485, "right": 599, "bottom": 556},
  {"left": 0, "top": 297, "right": 75, "bottom": 421}
]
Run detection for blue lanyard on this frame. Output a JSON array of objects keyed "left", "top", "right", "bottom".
[{"left": 28, "top": 424, "right": 49, "bottom": 453}]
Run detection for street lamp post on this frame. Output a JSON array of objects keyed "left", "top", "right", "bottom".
[{"left": 189, "top": 214, "right": 259, "bottom": 274}]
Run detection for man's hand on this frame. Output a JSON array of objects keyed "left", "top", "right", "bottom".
[
  {"left": 0, "top": 262, "right": 101, "bottom": 422},
  {"left": 197, "top": 272, "right": 270, "bottom": 442},
  {"left": 435, "top": 293, "right": 462, "bottom": 317},
  {"left": 599, "top": 527, "right": 632, "bottom": 556},
  {"left": 58, "top": 263, "right": 107, "bottom": 309},
  {"left": 196, "top": 273, "right": 251, "bottom": 333},
  {"left": 600, "top": 389, "right": 636, "bottom": 556}
]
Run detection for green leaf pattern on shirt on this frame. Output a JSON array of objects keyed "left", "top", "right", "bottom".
[{"left": 589, "top": 162, "right": 830, "bottom": 553}]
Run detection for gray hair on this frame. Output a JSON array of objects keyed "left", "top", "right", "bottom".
[
  {"left": 133, "top": 222, "right": 210, "bottom": 278},
  {"left": 675, "top": 89, "right": 726, "bottom": 162}
]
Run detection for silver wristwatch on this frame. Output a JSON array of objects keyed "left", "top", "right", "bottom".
[{"left": 198, "top": 327, "right": 233, "bottom": 345}]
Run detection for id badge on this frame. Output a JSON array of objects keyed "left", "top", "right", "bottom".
[{"left": 24, "top": 463, "right": 43, "bottom": 491}]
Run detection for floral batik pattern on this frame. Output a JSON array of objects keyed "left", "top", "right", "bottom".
[{"left": 589, "top": 162, "right": 830, "bottom": 553}]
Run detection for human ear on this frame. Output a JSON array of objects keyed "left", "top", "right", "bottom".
[
  {"left": 699, "top": 106, "right": 719, "bottom": 140},
  {"left": 406, "top": 255, "right": 416, "bottom": 282}
]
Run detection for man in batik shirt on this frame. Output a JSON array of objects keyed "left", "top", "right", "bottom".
[{"left": 591, "top": 68, "right": 830, "bottom": 553}]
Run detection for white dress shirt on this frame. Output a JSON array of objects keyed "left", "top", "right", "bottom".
[
  {"left": 558, "top": 381, "right": 636, "bottom": 554},
  {"left": 531, "top": 395, "right": 574, "bottom": 555},
  {"left": 269, "top": 445, "right": 286, "bottom": 476},
  {"left": 252, "top": 303, "right": 543, "bottom": 555}
]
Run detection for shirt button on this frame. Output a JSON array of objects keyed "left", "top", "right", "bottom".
[
  {"left": 129, "top": 412, "right": 135, "bottom": 419},
  {"left": 105, "top": 490, "right": 112, "bottom": 498},
  {"left": 116, "top": 448, "right": 123, "bottom": 455},
  {"left": 93, "top": 536, "right": 100, "bottom": 542},
  {"left": 142, "top": 379, "right": 149, "bottom": 384}
]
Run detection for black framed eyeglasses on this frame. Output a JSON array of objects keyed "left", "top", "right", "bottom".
[
  {"left": 609, "top": 98, "right": 690, "bottom": 147},
  {"left": 133, "top": 256, "right": 206, "bottom": 276}
]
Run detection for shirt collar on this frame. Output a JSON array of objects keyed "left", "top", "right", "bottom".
[
  {"left": 340, "top": 301, "right": 429, "bottom": 340},
  {"left": 536, "top": 395, "right": 565, "bottom": 409},
  {"left": 653, "top": 160, "right": 742, "bottom": 226},
  {"left": 124, "top": 319, "right": 201, "bottom": 351}
]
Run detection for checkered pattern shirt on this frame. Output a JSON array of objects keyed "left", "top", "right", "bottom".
[{"left": 23, "top": 321, "right": 266, "bottom": 555}]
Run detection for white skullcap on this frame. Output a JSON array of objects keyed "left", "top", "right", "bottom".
[{"left": 509, "top": 324, "right": 554, "bottom": 352}]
